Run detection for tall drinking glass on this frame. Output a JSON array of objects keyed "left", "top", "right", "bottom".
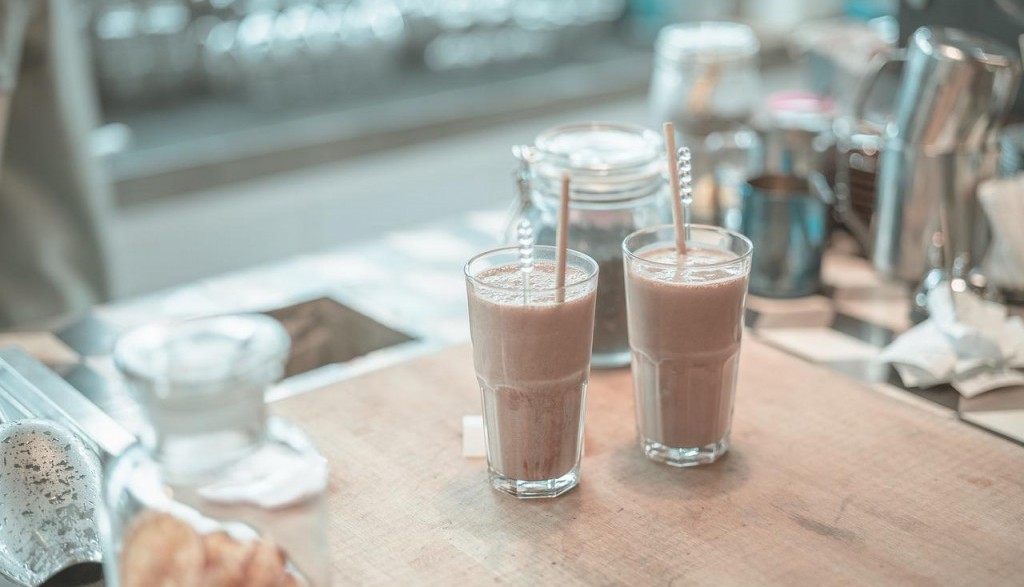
[
  {"left": 465, "top": 246, "right": 598, "bottom": 498},
  {"left": 623, "top": 225, "right": 752, "bottom": 467}
]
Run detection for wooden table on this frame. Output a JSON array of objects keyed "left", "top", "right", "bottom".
[{"left": 273, "top": 338, "right": 1024, "bottom": 585}]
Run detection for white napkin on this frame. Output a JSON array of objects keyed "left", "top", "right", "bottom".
[
  {"left": 979, "top": 175, "right": 1024, "bottom": 290},
  {"left": 879, "top": 284, "right": 1024, "bottom": 396},
  {"left": 198, "top": 445, "right": 329, "bottom": 509},
  {"left": 462, "top": 415, "right": 486, "bottom": 458}
]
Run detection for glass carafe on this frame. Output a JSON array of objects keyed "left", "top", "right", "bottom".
[
  {"left": 101, "top": 314, "right": 330, "bottom": 587},
  {"left": 648, "top": 21, "right": 763, "bottom": 226},
  {"left": 510, "top": 122, "right": 670, "bottom": 368}
]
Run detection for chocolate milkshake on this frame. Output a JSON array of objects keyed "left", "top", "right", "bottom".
[
  {"left": 623, "top": 225, "right": 752, "bottom": 467},
  {"left": 465, "top": 247, "right": 598, "bottom": 498}
]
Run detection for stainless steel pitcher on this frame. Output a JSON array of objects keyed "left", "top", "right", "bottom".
[
  {"left": 740, "top": 174, "right": 828, "bottom": 298},
  {"left": 874, "top": 146, "right": 999, "bottom": 281},
  {"left": 868, "top": 27, "right": 1021, "bottom": 284}
]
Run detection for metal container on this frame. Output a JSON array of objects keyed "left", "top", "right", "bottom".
[
  {"left": 759, "top": 91, "right": 836, "bottom": 181},
  {"left": 890, "top": 28, "right": 1020, "bottom": 152},
  {"left": 0, "top": 420, "right": 103, "bottom": 587},
  {"left": 998, "top": 123, "right": 1024, "bottom": 176},
  {"left": 898, "top": 0, "right": 1024, "bottom": 117},
  {"left": 757, "top": 92, "right": 875, "bottom": 254},
  {"left": 0, "top": 348, "right": 133, "bottom": 587},
  {"left": 870, "top": 27, "right": 1022, "bottom": 283},
  {"left": 875, "top": 146, "right": 1000, "bottom": 281},
  {"left": 740, "top": 174, "right": 828, "bottom": 298},
  {"left": 830, "top": 48, "right": 903, "bottom": 253},
  {"left": 834, "top": 118, "right": 883, "bottom": 248}
]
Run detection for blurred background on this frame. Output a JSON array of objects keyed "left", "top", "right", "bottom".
[
  {"left": 86, "top": 0, "right": 894, "bottom": 293},
  {"left": 12, "top": 0, "right": 1024, "bottom": 329}
]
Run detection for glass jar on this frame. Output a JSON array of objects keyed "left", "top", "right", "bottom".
[
  {"left": 101, "top": 314, "right": 330, "bottom": 587},
  {"left": 649, "top": 22, "right": 761, "bottom": 136},
  {"left": 648, "top": 21, "right": 763, "bottom": 226},
  {"left": 510, "top": 122, "right": 670, "bottom": 368}
]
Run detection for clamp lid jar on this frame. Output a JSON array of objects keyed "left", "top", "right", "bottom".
[{"left": 511, "top": 122, "right": 670, "bottom": 368}]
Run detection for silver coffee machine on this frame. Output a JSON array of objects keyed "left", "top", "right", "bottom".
[{"left": 868, "top": 27, "right": 1021, "bottom": 296}]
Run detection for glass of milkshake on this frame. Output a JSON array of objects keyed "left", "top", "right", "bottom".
[
  {"left": 622, "top": 224, "right": 752, "bottom": 467},
  {"left": 465, "top": 245, "right": 598, "bottom": 498}
]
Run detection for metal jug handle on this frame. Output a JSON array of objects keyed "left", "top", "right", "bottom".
[
  {"left": 502, "top": 144, "right": 536, "bottom": 243},
  {"left": 0, "top": 0, "right": 37, "bottom": 92},
  {"left": 853, "top": 48, "right": 907, "bottom": 128},
  {"left": 810, "top": 171, "right": 872, "bottom": 254}
]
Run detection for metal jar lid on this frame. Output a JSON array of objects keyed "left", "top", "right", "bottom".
[
  {"left": 524, "top": 122, "right": 666, "bottom": 203},
  {"left": 654, "top": 21, "right": 759, "bottom": 66}
]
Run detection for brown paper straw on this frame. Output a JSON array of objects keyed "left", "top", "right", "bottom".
[
  {"left": 555, "top": 172, "right": 570, "bottom": 303},
  {"left": 662, "top": 122, "right": 688, "bottom": 256}
]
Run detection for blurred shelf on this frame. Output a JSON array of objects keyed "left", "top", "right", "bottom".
[{"left": 105, "top": 47, "right": 653, "bottom": 207}]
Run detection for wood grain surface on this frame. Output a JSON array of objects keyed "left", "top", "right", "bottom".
[{"left": 272, "top": 339, "right": 1024, "bottom": 585}]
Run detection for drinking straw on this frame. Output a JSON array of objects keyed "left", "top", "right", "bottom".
[
  {"left": 677, "top": 145, "right": 693, "bottom": 243},
  {"left": 662, "top": 122, "right": 688, "bottom": 256},
  {"left": 555, "top": 172, "right": 570, "bottom": 302},
  {"left": 517, "top": 218, "right": 534, "bottom": 304}
]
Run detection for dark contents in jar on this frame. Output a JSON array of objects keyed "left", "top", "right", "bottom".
[
  {"left": 536, "top": 223, "right": 630, "bottom": 366},
  {"left": 591, "top": 256, "right": 629, "bottom": 360}
]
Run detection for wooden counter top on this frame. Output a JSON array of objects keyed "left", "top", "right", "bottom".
[{"left": 273, "top": 338, "right": 1024, "bottom": 585}]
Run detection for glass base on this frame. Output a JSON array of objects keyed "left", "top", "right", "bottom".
[
  {"left": 640, "top": 436, "right": 729, "bottom": 468},
  {"left": 590, "top": 349, "right": 631, "bottom": 369},
  {"left": 488, "top": 465, "right": 580, "bottom": 499}
]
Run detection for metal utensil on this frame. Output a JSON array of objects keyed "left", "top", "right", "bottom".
[
  {"left": 891, "top": 28, "right": 1020, "bottom": 152},
  {"left": 0, "top": 420, "right": 103, "bottom": 587},
  {"left": 0, "top": 349, "right": 134, "bottom": 458},
  {"left": 0, "top": 348, "right": 133, "bottom": 587},
  {"left": 868, "top": 27, "right": 1022, "bottom": 284}
]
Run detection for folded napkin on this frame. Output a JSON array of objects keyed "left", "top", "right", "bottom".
[
  {"left": 879, "top": 284, "right": 1024, "bottom": 397},
  {"left": 979, "top": 175, "right": 1024, "bottom": 291}
]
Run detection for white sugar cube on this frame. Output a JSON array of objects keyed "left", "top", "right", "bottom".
[{"left": 462, "top": 415, "right": 486, "bottom": 458}]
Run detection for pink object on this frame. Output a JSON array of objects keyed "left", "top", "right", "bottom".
[{"left": 768, "top": 90, "right": 837, "bottom": 118}]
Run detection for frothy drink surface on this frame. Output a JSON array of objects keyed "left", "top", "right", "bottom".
[
  {"left": 625, "top": 244, "right": 748, "bottom": 449},
  {"left": 468, "top": 263, "right": 596, "bottom": 481}
]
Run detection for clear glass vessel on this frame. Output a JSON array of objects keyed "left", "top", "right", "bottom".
[
  {"left": 649, "top": 22, "right": 761, "bottom": 136},
  {"left": 648, "top": 22, "right": 763, "bottom": 226},
  {"left": 622, "top": 225, "right": 753, "bottom": 467},
  {"left": 510, "top": 122, "right": 670, "bottom": 368},
  {"left": 465, "top": 246, "right": 599, "bottom": 498},
  {"left": 101, "top": 314, "right": 330, "bottom": 587}
]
